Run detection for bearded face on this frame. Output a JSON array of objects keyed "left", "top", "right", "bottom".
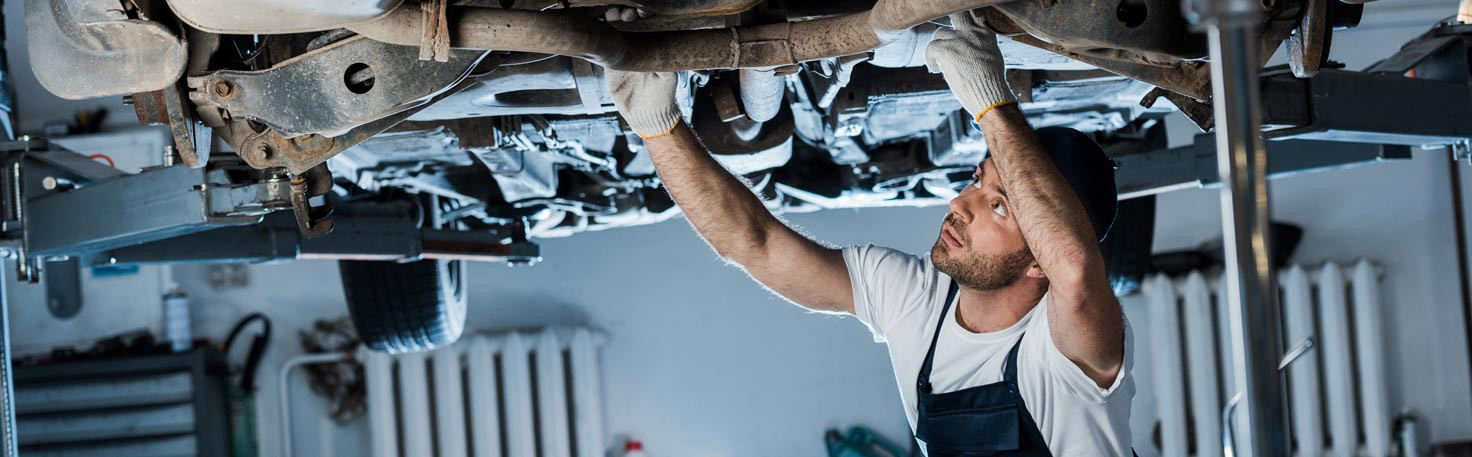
[
  {"left": 931, "top": 214, "right": 1034, "bottom": 290},
  {"left": 931, "top": 159, "right": 1036, "bottom": 290}
]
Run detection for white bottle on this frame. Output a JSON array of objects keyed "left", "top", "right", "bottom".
[
  {"left": 622, "top": 439, "right": 647, "bottom": 457},
  {"left": 162, "top": 288, "right": 191, "bottom": 352}
]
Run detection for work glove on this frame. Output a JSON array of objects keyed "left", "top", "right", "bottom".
[
  {"left": 604, "top": 68, "right": 682, "bottom": 139},
  {"left": 925, "top": 12, "right": 1017, "bottom": 122}
]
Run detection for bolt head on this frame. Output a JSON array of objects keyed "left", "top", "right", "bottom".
[
  {"left": 252, "top": 143, "right": 273, "bottom": 161},
  {"left": 213, "top": 80, "right": 236, "bottom": 98}
]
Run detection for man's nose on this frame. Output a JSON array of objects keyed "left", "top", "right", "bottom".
[{"left": 948, "top": 194, "right": 973, "bottom": 224}]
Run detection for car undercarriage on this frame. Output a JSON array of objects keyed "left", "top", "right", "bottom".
[
  {"left": 27, "top": 0, "right": 1363, "bottom": 240},
  {"left": 24, "top": 0, "right": 1472, "bottom": 352}
]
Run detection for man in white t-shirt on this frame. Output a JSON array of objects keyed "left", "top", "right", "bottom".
[{"left": 603, "top": 10, "right": 1133, "bottom": 456}]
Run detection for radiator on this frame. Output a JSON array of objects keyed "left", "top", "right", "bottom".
[
  {"left": 363, "top": 327, "right": 607, "bottom": 457},
  {"left": 1142, "top": 260, "right": 1391, "bottom": 457}
]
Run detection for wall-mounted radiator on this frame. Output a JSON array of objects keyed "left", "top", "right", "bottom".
[
  {"left": 1142, "top": 260, "right": 1391, "bottom": 457},
  {"left": 363, "top": 327, "right": 607, "bottom": 457}
]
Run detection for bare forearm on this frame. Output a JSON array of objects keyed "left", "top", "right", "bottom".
[
  {"left": 978, "top": 105, "right": 1107, "bottom": 287},
  {"left": 643, "top": 122, "right": 854, "bottom": 313},
  {"left": 645, "top": 122, "right": 780, "bottom": 261},
  {"left": 981, "top": 106, "right": 1122, "bottom": 383}
]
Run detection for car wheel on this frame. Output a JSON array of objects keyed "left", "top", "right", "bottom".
[{"left": 339, "top": 258, "right": 467, "bottom": 353}]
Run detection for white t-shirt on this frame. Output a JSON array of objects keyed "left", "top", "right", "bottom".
[{"left": 843, "top": 244, "right": 1135, "bottom": 456}]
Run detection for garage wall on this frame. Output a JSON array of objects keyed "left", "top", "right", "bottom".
[{"left": 131, "top": 143, "right": 1472, "bottom": 457}]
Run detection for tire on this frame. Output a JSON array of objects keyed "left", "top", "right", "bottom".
[{"left": 339, "top": 259, "right": 468, "bottom": 353}]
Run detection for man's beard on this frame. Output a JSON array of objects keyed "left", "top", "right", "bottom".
[{"left": 930, "top": 219, "right": 1034, "bottom": 290}]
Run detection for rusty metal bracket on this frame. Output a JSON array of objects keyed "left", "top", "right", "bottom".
[
  {"left": 1142, "top": 87, "right": 1215, "bottom": 131},
  {"left": 992, "top": 0, "right": 1209, "bottom": 63},
  {"left": 190, "top": 36, "right": 484, "bottom": 138},
  {"left": 979, "top": 8, "right": 1214, "bottom": 101},
  {"left": 133, "top": 83, "right": 212, "bottom": 168},
  {"left": 214, "top": 53, "right": 499, "bottom": 174},
  {"left": 1286, "top": 0, "right": 1329, "bottom": 77},
  {"left": 1007, "top": 32, "right": 1214, "bottom": 101},
  {"left": 289, "top": 163, "right": 335, "bottom": 239},
  {"left": 228, "top": 101, "right": 427, "bottom": 174}
]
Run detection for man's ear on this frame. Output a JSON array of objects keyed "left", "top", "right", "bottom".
[{"left": 1024, "top": 260, "right": 1046, "bottom": 279}]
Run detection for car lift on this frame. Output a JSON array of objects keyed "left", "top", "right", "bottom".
[
  {"left": 1193, "top": 3, "right": 1472, "bottom": 456},
  {"left": 0, "top": 10, "right": 1466, "bottom": 457},
  {"left": 0, "top": 146, "right": 539, "bottom": 455}
]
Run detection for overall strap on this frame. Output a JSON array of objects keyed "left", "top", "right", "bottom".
[
  {"left": 1003, "top": 332, "right": 1026, "bottom": 384},
  {"left": 918, "top": 280, "right": 961, "bottom": 391}
]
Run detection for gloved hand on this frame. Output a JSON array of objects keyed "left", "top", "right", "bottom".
[
  {"left": 604, "top": 68, "right": 682, "bottom": 139},
  {"left": 925, "top": 12, "right": 1017, "bottom": 122}
]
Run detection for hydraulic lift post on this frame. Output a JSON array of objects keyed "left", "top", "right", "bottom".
[
  {"left": 0, "top": 261, "right": 15, "bottom": 457},
  {"left": 1198, "top": 0, "right": 1290, "bottom": 455}
]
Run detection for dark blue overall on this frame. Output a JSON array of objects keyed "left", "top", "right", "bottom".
[{"left": 914, "top": 281, "right": 1053, "bottom": 456}]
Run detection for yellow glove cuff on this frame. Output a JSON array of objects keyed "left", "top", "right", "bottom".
[
  {"left": 636, "top": 120, "right": 680, "bottom": 140},
  {"left": 972, "top": 100, "right": 1019, "bottom": 123}
]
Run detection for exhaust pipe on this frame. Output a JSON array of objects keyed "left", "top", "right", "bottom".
[
  {"left": 347, "top": 0, "right": 1015, "bottom": 72},
  {"left": 739, "top": 69, "right": 785, "bottom": 123}
]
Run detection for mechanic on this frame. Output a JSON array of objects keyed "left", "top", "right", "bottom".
[{"left": 605, "top": 12, "right": 1132, "bottom": 456}]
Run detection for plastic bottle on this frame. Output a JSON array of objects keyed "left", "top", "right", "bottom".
[
  {"left": 623, "top": 439, "right": 647, "bottom": 457},
  {"left": 1394, "top": 410, "right": 1420, "bottom": 457},
  {"left": 163, "top": 288, "right": 191, "bottom": 352}
]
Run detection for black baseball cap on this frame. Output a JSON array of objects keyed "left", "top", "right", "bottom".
[{"left": 1030, "top": 126, "right": 1118, "bottom": 242}]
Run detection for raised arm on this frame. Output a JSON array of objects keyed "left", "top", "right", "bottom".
[
  {"left": 606, "top": 70, "right": 854, "bottom": 314},
  {"left": 981, "top": 106, "right": 1123, "bottom": 386},
  {"left": 928, "top": 13, "right": 1124, "bottom": 387}
]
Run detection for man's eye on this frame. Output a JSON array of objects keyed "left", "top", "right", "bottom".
[
  {"left": 971, "top": 179, "right": 983, "bottom": 190},
  {"left": 992, "top": 202, "right": 1007, "bottom": 217}
]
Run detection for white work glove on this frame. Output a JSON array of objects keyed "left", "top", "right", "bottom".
[
  {"left": 604, "top": 68, "right": 682, "bottom": 139},
  {"left": 925, "top": 12, "right": 1017, "bottom": 122}
]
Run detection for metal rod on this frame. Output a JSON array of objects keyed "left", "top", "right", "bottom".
[
  {"left": 278, "top": 352, "right": 353, "bottom": 457},
  {"left": 1448, "top": 151, "right": 1472, "bottom": 425},
  {"left": 0, "top": 260, "right": 16, "bottom": 457},
  {"left": 1203, "top": 0, "right": 1289, "bottom": 454},
  {"left": 1223, "top": 336, "right": 1315, "bottom": 457}
]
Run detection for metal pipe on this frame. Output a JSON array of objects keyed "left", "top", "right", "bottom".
[
  {"left": 278, "top": 352, "right": 354, "bottom": 457},
  {"left": 1449, "top": 151, "right": 1472, "bottom": 426},
  {"left": 1202, "top": 0, "right": 1290, "bottom": 453},
  {"left": 0, "top": 260, "right": 15, "bottom": 457},
  {"left": 739, "top": 69, "right": 785, "bottom": 123},
  {"left": 1223, "top": 336, "right": 1315, "bottom": 457},
  {"left": 348, "top": 0, "right": 1015, "bottom": 71}
]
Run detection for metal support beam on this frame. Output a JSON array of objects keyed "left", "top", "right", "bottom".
[
  {"left": 1112, "top": 135, "right": 1410, "bottom": 200},
  {"left": 24, "top": 164, "right": 286, "bottom": 258},
  {"left": 95, "top": 212, "right": 541, "bottom": 266},
  {"left": 1261, "top": 69, "right": 1472, "bottom": 145},
  {"left": 0, "top": 260, "right": 16, "bottom": 457},
  {"left": 1197, "top": 0, "right": 1290, "bottom": 454}
]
